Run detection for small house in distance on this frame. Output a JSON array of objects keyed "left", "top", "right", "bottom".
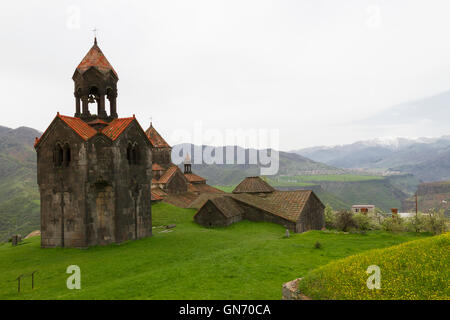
[
  {"left": 351, "top": 205, "right": 375, "bottom": 214},
  {"left": 194, "top": 177, "right": 325, "bottom": 233}
]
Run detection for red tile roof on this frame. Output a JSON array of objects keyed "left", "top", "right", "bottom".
[
  {"left": 157, "top": 166, "right": 180, "bottom": 184},
  {"left": 145, "top": 124, "right": 171, "bottom": 148},
  {"left": 151, "top": 187, "right": 168, "bottom": 198},
  {"left": 88, "top": 119, "right": 108, "bottom": 125},
  {"left": 152, "top": 163, "right": 164, "bottom": 171},
  {"left": 76, "top": 40, "right": 118, "bottom": 77},
  {"left": 184, "top": 173, "right": 206, "bottom": 183},
  {"left": 35, "top": 114, "right": 148, "bottom": 148},
  {"left": 208, "top": 197, "right": 244, "bottom": 218},
  {"left": 34, "top": 114, "right": 98, "bottom": 148},
  {"left": 189, "top": 193, "right": 232, "bottom": 209},
  {"left": 101, "top": 117, "right": 134, "bottom": 141},
  {"left": 163, "top": 192, "right": 199, "bottom": 208},
  {"left": 151, "top": 191, "right": 164, "bottom": 201},
  {"left": 232, "top": 176, "right": 276, "bottom": 194},
  {"left": 192, "top": 188, "right": 322, "bottom": 223},
  {"left": 189, "top": 183, "right": 224, "bottom": 194},
  {"left": 265, "top": 191, "right": 316, "bottom": 222},
  {"left": 59, "top": 115, "right": 98, "bottom": 141}
]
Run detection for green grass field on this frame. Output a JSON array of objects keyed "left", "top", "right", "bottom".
[
  {"left": 0, "top": 203, "right": 430, "bottom": 300},
  {"left": 272, "top": 174, "right": 384, "bottom": 184},
  {"left": 212, "top": 185, "right": 236, "bottom": 193},
  {"left": 298, "top": 232, "right": 450, "bottom": 300}
]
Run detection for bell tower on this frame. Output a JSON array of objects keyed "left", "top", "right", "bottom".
[
  {"left": 72, "top": 37, "right": 118, "bottom": 122},
  {"left": 184, "top": 153, "right": 192, "bottom": 174}
]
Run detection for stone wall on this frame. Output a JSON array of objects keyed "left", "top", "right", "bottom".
[
  {"left": 282, "top": 278, "right": 311, "bottom": 300},
  {"left": 297, "top": 194, "right": 325, "bottom": 233},
  {"left": 194, "top": 201, "right": 242, "bottom": 227},
  {"left": 37, "top": 119, "right": 152, "bottom": 248},
  {"left": 37, "top": 120, "right": 89, "bottom": 248}
]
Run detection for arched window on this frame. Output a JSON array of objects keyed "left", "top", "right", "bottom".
[
  {"left": 127, "top": 142, "right": 141, "bottom": 165},
  {"left": 127, "top": 143, "right": 133, "bottom": 165},
  {"left": 54, "top": 143, "right": 63, "bottom": 167},
  {"left": 63, "top": 143, "right": 71, "bottom": 167},
  {"left": 133, "top": 143, "right": 140, "bottom": 165}
]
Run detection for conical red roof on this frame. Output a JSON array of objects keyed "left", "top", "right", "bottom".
[
  {"left": 145, "top": 124, "right": 171, "bottom": 148},
  {"left": 76, "top": 38, "right": 118, "bottom": 77}
]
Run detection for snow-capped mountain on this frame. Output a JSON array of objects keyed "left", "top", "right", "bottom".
[{"left": 292, "top": 135, "right": 450, "bottom": 182}]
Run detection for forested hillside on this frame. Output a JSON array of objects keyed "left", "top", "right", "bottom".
[{"left": 0, "top": 126, "right": 40, "bottom": 241}]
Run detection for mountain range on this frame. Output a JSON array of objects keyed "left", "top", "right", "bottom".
[
  {"left": 172, "top": 143, "right": 346, "bottom": 186},
  {"left": 0, "top": 122, "right": 448, "bottom": 241},
  {"left": 293, "top": 135, "right": 450, "bottom": 182}
]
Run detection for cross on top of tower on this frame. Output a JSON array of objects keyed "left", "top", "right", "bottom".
[{"left": 92, "top": 28, "right": 99, "bottom": 45}]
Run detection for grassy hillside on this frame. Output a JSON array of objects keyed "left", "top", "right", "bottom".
[
  {"left": 298, "top": 232, "right": 449, "bottom": 300},
  {"left": 0, "top": 203, "right": 428, "bottom": 300},
  {"left": 0, "top": 126, "right": 41, "bottom": 241}
]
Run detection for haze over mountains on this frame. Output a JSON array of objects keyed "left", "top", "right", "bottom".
[
  {"left": 293, "top": 135, "right": 450, "bottom": 182},
  {"left": 358, "top": 90, "right": 450, "bottom": 136},
  {"left": 172, "top": 143, "right": 345, "bottom": 186}
]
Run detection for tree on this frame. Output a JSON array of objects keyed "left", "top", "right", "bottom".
[
  {"left": 324, "top": 204, "right": 335, "bottom": 229},
  {"left": 335, "top": 210, "right": 356, "bottom": 232}
]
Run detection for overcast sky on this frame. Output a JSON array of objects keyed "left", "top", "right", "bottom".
[{"left": 1, "top": 0, "right": 450, "bottom": 150}]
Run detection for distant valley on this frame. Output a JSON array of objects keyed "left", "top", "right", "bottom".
[
  {"left": 0, "top": 125, "right": 449, "bottom": 241},
  {"left": 293, "top": 135, "right": 450, "bottom": 182}
]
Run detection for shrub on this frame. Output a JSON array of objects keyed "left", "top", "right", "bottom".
[
  {"left": 324, "top": 204, "right": 335, "bottom": 229},
  {"left": 404, "top": 209, "right": 448, "bottom": 235},
  {"left": 423, "top": 209, "right": 448, "bottom": 235},
  {"left": 353, "top": 213, "right": 372, "bottom": 231},
  {"left": 404, "top": 214, "right": 426, "bottom": 233},
  {"left": 335, "top": 210, "right": 356, "bottom": 232},
  {"left": 382, "top": 217, "right": 405, "bottom": 232}
]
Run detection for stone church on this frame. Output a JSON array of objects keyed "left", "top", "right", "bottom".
[
  {"left": 146, "top": 123, "right": 225, "bottom": 206},
  {"left": 34, "top": 38, "right": 153, "bottom": 248}
]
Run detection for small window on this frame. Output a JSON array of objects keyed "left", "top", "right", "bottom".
[
  {"left": 133, "top": 144, "right": 140, "bottom": 165},
  {"left": 127, "top": 143, "right": 140, "bottom": 165},
  {"left": 63, "top": 143, "right": 71, "bottom": 167},
  {"left": 54, "top": 144, "right": 63, "bottom": 167},
  {"left": 127, "top": 143, "right": 132, "bottom": 165}
]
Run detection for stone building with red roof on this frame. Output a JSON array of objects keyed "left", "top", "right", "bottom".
[
  {"left": 145, "top": 123, "right": 224, "bottom": 207},
  {"left": 34, "top": 38, "right": 152, "bottom": 248},
  {"left": 194, "top": 177, "right": 325, "bottom": 233}
]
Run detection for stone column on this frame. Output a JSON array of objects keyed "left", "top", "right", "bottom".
[
  {"left": 81, "top": 96, "right": 90, "bottom": 117},
  {"left": 98, "top": 92, "right": 107, "bottom": 118},
  {"left": 108, "top": 89, "right": 118, "bottom": 118},
  {"left": 74, "top": 93, "right": 81, "bottom": 117}
]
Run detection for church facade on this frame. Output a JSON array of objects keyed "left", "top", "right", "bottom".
[{"left": 34, "top": 38, "right": 153, "bottom": 248}]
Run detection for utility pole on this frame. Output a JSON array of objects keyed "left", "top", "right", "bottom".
[
  {"left": 415, "top": 193, "right": 418, "bottom": 215},
  {"left": 415, "top": 193, "right": 419, "bottom": 233}
]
